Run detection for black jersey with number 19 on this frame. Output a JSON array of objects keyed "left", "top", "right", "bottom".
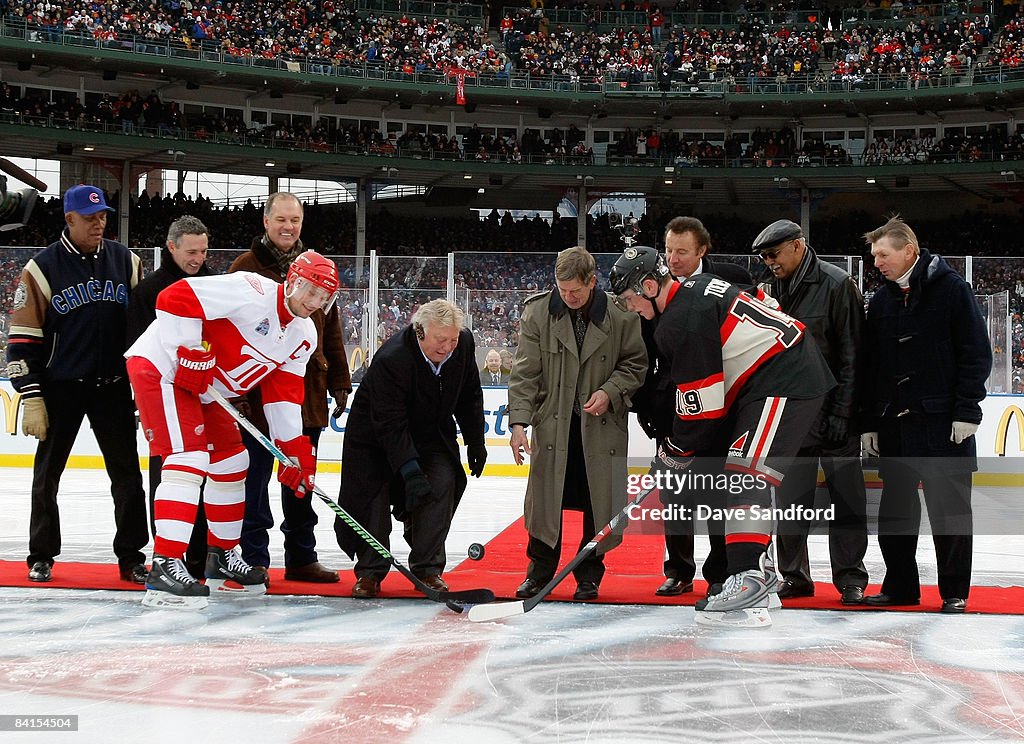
[{"left": 652, "top": 274, "right": 835, "bottom": 454}]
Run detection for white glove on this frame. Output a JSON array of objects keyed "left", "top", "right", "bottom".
[
  {"left": 951, "top": 421, "right": 979, "bottom": 444},
  {"left": 861, "top": 431, "right": 879, "bottom": 457}
]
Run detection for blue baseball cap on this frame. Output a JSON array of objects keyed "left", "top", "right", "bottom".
[{"left": 63, "top": 185, "right": 115, "bottom": 215}]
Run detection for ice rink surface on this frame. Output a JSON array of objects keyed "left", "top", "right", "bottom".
[{"left": 1, "top": 467, "right": 1024, "bottom": 743}]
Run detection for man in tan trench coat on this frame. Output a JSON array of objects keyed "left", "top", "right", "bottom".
[{"left": 508, "top": 247, "right": 647, "bottom": 602}]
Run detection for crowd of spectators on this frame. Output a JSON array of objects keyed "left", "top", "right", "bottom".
[{"left": 0, "top": 0, "right": 1003, "bottom": 89}]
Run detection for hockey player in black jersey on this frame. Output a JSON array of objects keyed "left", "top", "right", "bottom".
[{"left": 610, "top": 245, "right": 835, "bottom": 627}]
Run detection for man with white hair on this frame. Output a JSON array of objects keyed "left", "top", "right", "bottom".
[{"left": 335, "top": 299, "right": 487, "bottom": 599}]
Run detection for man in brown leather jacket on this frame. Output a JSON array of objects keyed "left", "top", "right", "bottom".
[{"left": 229, "top": 192, "right": 351, "bottom": 583}]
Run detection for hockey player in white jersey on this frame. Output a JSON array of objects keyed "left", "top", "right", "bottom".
[{"left": 125, "top": 251, "right": 339, "bottom": 609}]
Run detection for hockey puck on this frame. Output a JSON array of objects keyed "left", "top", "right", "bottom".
[{"left": 467, "top": 542, "right": 486, "bottom": 561}]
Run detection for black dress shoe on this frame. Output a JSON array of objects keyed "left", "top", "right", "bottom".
[
  {"left": 777, "top": 579, "right": 814, "bottom": 599},
  {"left": 840, "top": 585, "right": 865, "bottom": 605},
  {"left": 573, "top": 581, "right": 599, "bottom": 601},
  {"left": 655, "top": 578, "right": 694, "bottom": 596},
  {"left": 516, "top": 578, "right": 545, "bottom": 599},
  {"left": 863, "top": 593, "right": 920, "bottom": 607},
  {"left": 119, "top": 563, "right": 148, "bottom": 584},
  {"left": 940, "top": 598, "right": 967, "bottom": 614},
  {"left": 28, "top": 561, "right": 52, "bottom": 582}
]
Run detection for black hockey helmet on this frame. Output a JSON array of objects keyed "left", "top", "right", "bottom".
[{"left": 609, "top": 245, "right": 669, "bottom": 297}]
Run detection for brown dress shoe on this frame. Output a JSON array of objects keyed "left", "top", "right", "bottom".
[
  {"left": 417, "top": 574, "right": 448, "bottom": 592},
  {"left": 284, "top": 562, "right": 340, "bottom": 583},
  {"left": 352, "top": 576, "right": 381, "bottom": 598}
]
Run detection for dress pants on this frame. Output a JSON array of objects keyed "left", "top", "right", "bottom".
[
  {"left": 352, "top": 453, "right": 457, "bottom": 580},
  {"left": 876, "top": 461, "right": 973, "bottom": 600},
  {"left": 526, "top": 413, "right": 605, "bottom": 585},
  {"left": 27, "top": 378, "right": 148, "bottom": 570},
  {"left": 775, "top": 436, "right": 869, "bottom": 592},
  {"left": 239, "top": 427, "right": 323, "bottom": 569}
]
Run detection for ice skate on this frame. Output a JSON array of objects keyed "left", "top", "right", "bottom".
[
  {"left": 205, "top": 546, "right": 269, "bottom": 594},
  {"left": 142, "top": 555, "right": 210, "bottom": 610},
  {"left": 763, "top": 541, "right": 783, "bottom": 610},
  {"left": 695, "top": 567, "right": 773, "bottom": 628}
]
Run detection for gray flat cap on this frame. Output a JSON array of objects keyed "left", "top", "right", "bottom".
[{"left": 751, "top": 219, "right": 802, "bottom": 253}]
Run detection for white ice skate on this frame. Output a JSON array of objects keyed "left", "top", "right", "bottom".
[
  {"left": 142, "top": 555, "right": 210, "bottom": 610},
  {"left": 205, "top": 546, "right": 269, "bottom": 595},
  {"left": 695, "top": 566, "right": 773, "bottom": 629}
]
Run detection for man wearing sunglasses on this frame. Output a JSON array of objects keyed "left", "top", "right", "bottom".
[{"left": 753, "top": 219, "right": 870, "bottom": 607}]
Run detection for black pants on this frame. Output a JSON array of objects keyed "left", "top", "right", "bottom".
[
  {"left": 148, "top": 454, "right": 207, "bottom": 576},
  {"left": 663, "top": 455, "right": 727, "bottom": 586},
  {"left": 876, "top": 461, "right": 973, "bottom": 600},
  {"left": 526, "top": 413, "right": 605, "bottom": 585},
  {"left": 353, "top": 454, "right": 458, "bottom": 580},
  {"left": 239, "top": 427, "right": 323, "bottom": 569},
  {"left": 775, "top": 436, "right": 869, "bottom": 592},
  {"left": 27, "top": 378, "right": 148, "bottom": 569}
]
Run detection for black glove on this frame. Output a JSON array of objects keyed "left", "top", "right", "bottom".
[
  {"left": 821, "top": 414, "right": 850, "bottom": 445},
  {"left": 636, "top": 411, "right": 659, "bottom": 440},
  {"left": 401, "top": 462, "right": 432, "bottom": 512},
  {"left": 467, "top": 444, "right": 487, "bottom": 478},
  {"left": 657, "top": 438, "right": 694, "bottom": 472},
  {"left": 331, "top": 388, "right": 351, "bottom": 420}
]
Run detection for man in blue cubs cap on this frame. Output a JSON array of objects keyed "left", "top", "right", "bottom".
[
  {"left": 63, "top": 184, "right": 116, "bottom": 216},
  {"left": 5, "top": 184, "right": 148, "bottom": 586}
]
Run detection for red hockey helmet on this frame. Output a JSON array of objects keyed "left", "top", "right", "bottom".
[{"left": 285, "top": 250, "right": 340, "bottom": 314}]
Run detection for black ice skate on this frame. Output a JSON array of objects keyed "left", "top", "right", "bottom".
[
  {"left": 143, "top": 554, "right": 210, "bottom": 610},
  {"left": 205, "top": 546, "right": 269, "bottom": 595}
]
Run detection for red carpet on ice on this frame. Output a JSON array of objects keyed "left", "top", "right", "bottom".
[{"left": 3, "top": 513, "right": 1022, "bottom": 614}]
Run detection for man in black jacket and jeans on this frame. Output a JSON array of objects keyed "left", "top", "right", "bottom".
[
  {"left": 126, "top": 214, "right": 213, "bottom": 577},
  {"left": 753, "top": 219, "right": 870, "bottom": 605}
]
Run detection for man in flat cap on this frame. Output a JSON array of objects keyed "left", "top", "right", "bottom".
[{"left": 753, "top": 219, "right": 869, "bottom": 606}]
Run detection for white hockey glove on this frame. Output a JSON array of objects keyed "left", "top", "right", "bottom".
[{"left": 861, "top": 432, "right": 879, "bottom": 457}]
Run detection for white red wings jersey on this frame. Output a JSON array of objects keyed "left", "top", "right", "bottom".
[
  {"left": 653, "top": 275, "right": 835, "bottom": 453},
  {"left": 125, "top": 272, "right": 316, "bottom": 443}
]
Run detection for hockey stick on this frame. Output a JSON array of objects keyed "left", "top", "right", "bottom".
[
  {"left": 205, "top": 386, "right": 495, "bottom": 610},
  {"left": 468, "top": 463, "right": 659, "bottom": 622}
]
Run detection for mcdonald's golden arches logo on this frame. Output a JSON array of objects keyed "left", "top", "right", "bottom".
[
  {"left": 995, "top": 405, "right": 1024, "bottom": 456},
  {"left": 1, "top": 387, "right": 22, "bottom": 435}
]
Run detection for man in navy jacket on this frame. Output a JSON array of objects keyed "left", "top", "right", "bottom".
[{"left": 860, "top": 215, "right": 992, "bottom": 614}]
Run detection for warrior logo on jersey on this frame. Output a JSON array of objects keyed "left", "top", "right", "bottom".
[
  {"left": 255, "top": 318, "right": 270, "bottom": 336},
  {"left": 245, "top": 275, "right": 264, "bottom": 294},
  {"left": 12, "top": 280, "right": 27, "bottom": 311},
  {"left": 729, "top": 431, "right": 750, "bottom": 458}
]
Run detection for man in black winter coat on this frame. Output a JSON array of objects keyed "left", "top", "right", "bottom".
[
  {"left": 754, "top": 219, "right": 869, "bottom": 606},
  {"left": 126, "top": 215, "right": 213, "bottom": 577},
  {"left": 860, "top": 215, "right": 992, "bottom": 614},
  {"left": 335, "top": 299, "right": 486, "bottom": 599}
]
